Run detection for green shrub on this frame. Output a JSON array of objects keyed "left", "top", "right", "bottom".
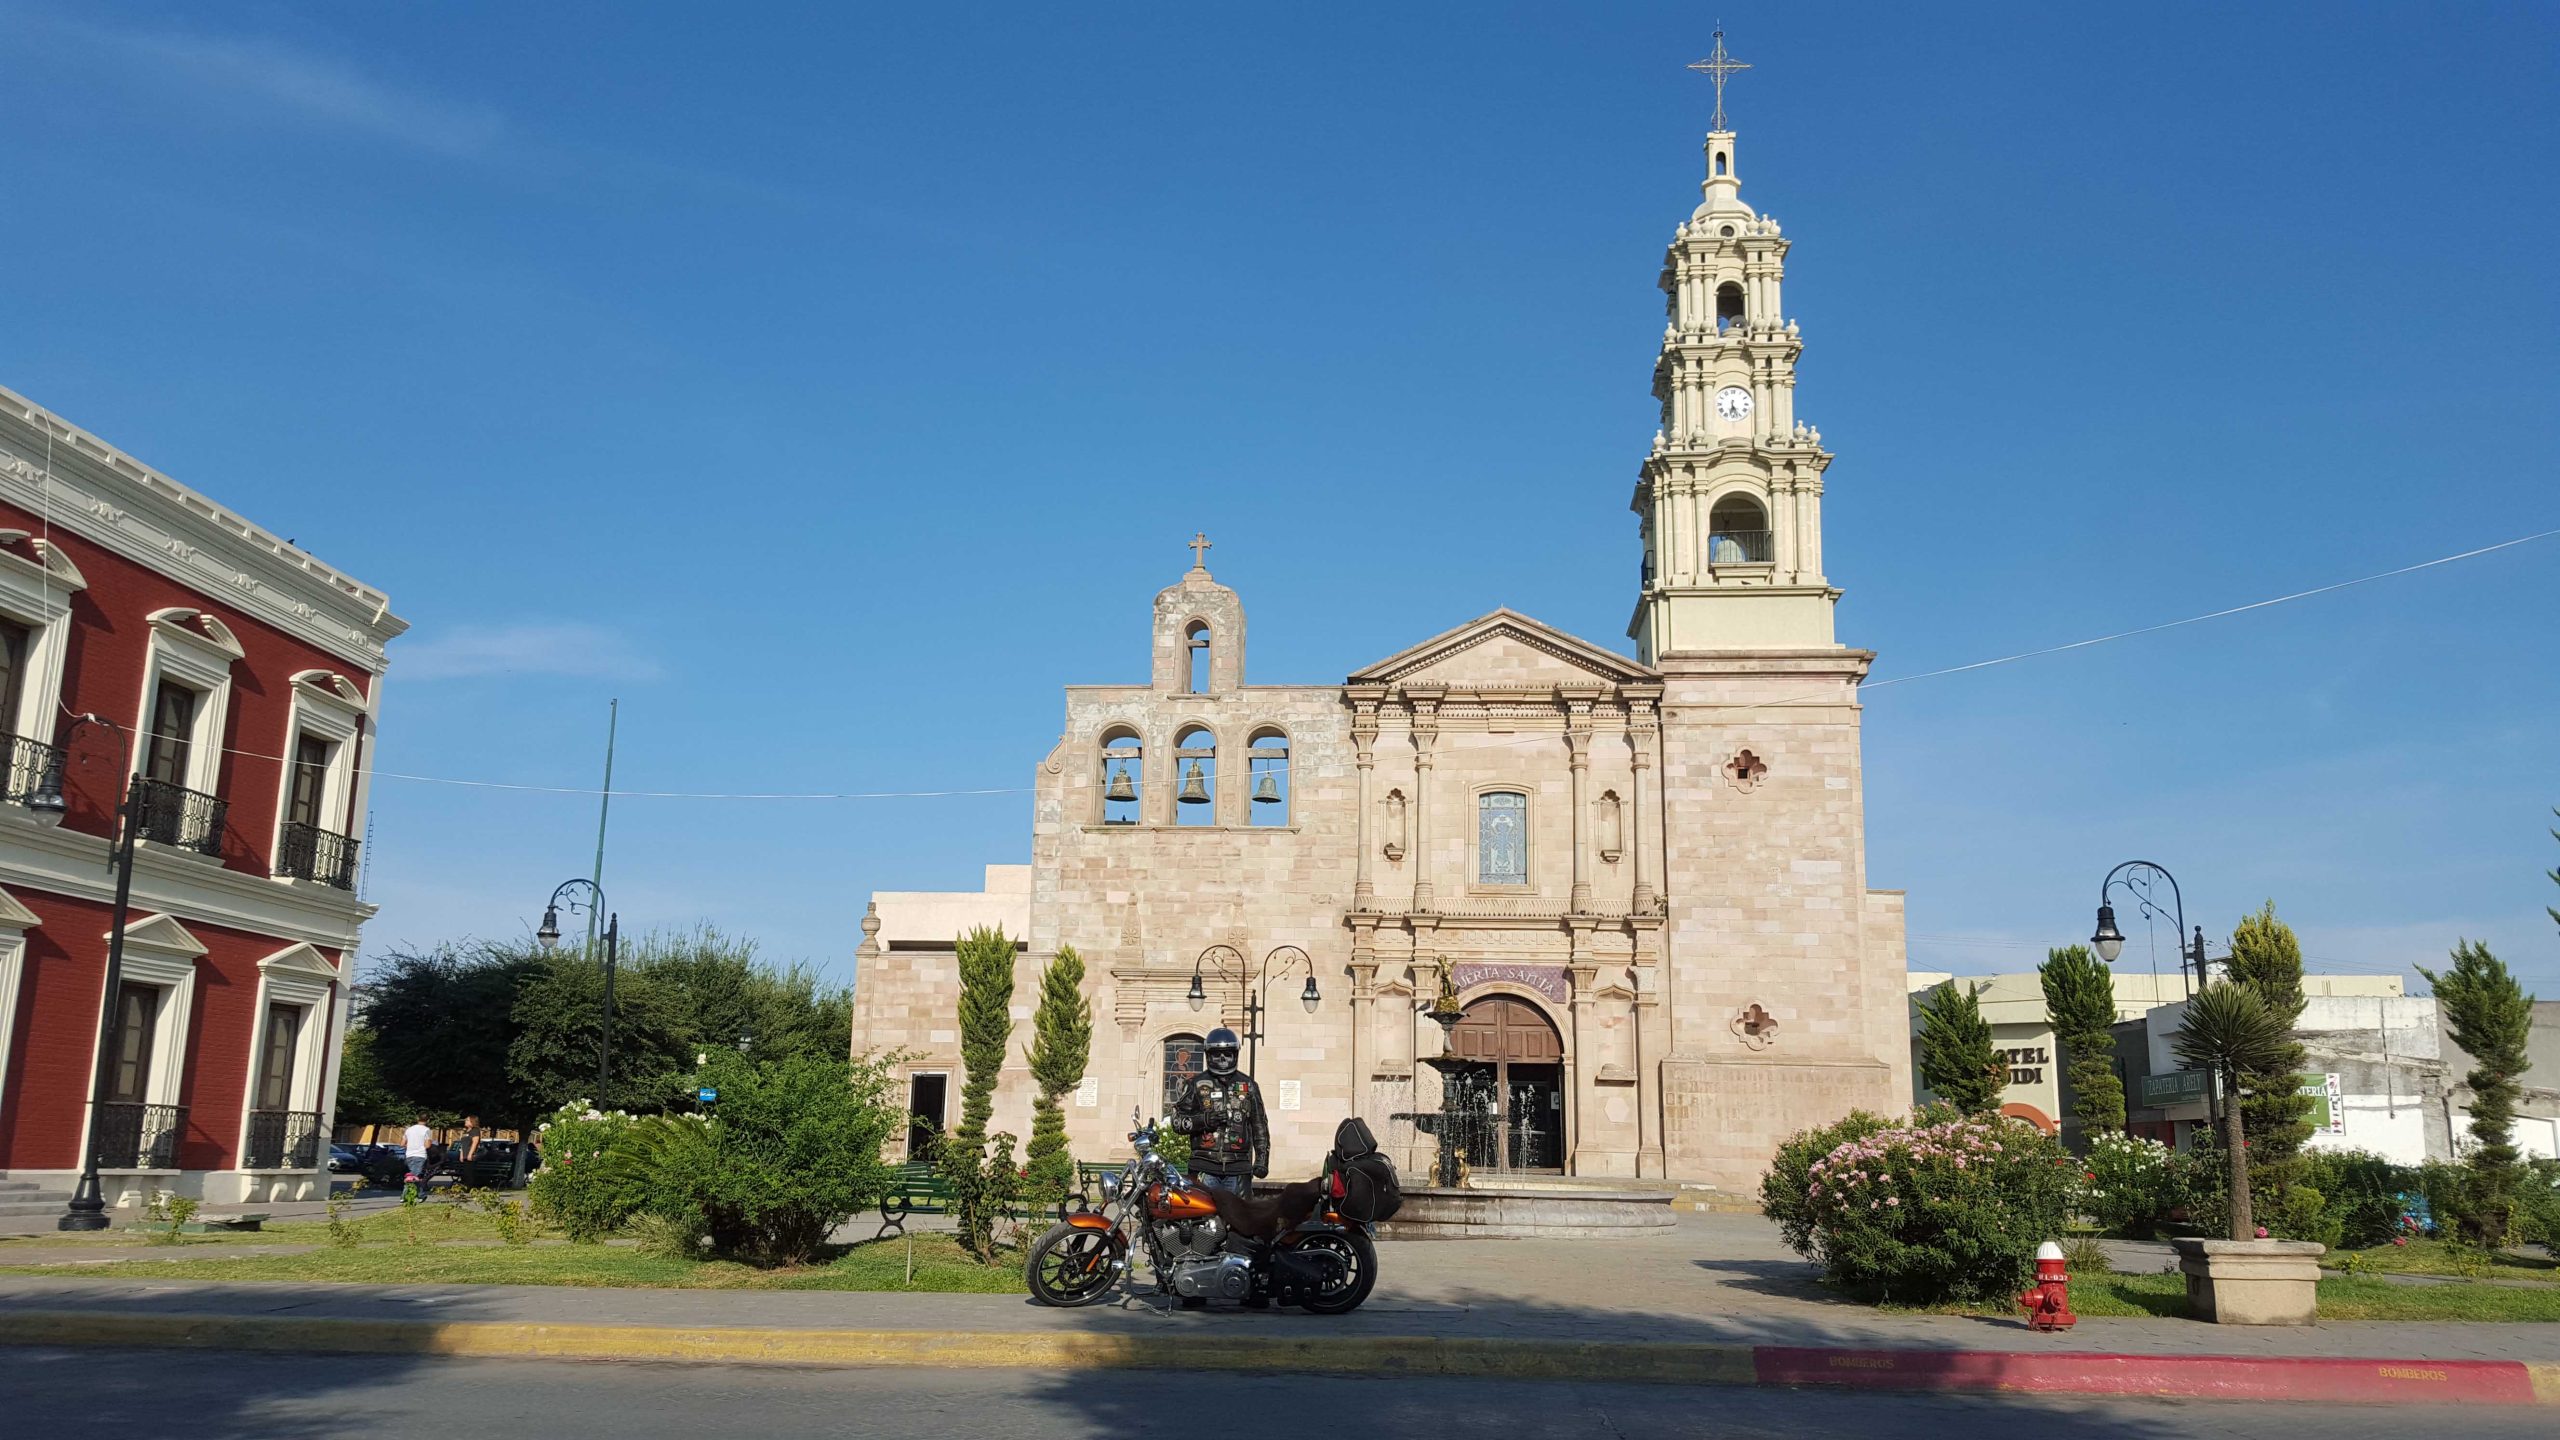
[
  {"left": 1769, "top": 1106, "right": 2075, "bottom": 1303},
  {"left": 2078, "top": 1132, "right": 2180, "bottom": 1237},
  {"left": 1760, "top": 1108, "right": 1897, "bottom": 1257},
  {"left": 2268, "top": 1183, "right": 2342, "bottom": 1249},
  {"left": 2172, "top": 1137, "right": 2232, "bottom": 1237},
  {"left": 2514, "top": 1160, "right": 2560, "bottom": 1250},
  {"left": 642, "top": 1050, "right": 902, "bottom": 1266},
  {"left": 526, "top": 1100, "right": 644, "bottom": 1243},
  {"left": 2296, "top": 1149, "right": 2420, "bottom": 1249}
]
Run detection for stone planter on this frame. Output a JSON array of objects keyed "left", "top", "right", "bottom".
[{"left": 2171, "top": 1238, "right": 2326, "bottom": 1324}]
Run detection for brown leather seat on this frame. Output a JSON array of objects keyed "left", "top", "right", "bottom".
[{"left": 1203, "top": 1178, "right": 1322, "bottom": 1240}]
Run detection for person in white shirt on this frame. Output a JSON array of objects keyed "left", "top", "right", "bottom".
[{"left": 403, "top": 1116, "right": 432, "bottom": 1184}]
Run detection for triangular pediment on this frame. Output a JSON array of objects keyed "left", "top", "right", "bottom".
[
  {"left": 1348, "top": 608, "right": 1657, "bottom": 688},
  {"left": 0, "top": 884, "right": 40, "bottom": 930},
  {"left": 256, "top": 942, "right": 342, "bottom": 982},
  {"left": 119, "top": 912, "right": 208, "bottom": 958}
]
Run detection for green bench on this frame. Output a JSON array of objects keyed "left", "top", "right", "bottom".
[{"left": 870, "top": 1159, "right": 1124, "bottom": 1241}]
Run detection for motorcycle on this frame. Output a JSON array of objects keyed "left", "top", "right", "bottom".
[{"left": 1024, "top": 1111, "right": 1378, "bottom": 1313}]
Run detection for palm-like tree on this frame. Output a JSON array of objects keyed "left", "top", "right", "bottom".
[{"left": 2172, "top": 982, "right": 2293, "bottom": 1241}]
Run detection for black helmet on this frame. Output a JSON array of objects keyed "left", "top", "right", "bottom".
[{"left": 1205, "top": 1027, "right": 1241, "bottom": 1075}]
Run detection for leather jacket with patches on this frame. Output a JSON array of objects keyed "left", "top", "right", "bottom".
[{"left": 1169, "top": 1070, "right": 1269, "bottom": 1177}]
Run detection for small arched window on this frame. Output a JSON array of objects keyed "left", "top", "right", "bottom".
[
  {"left": 1715, "top": 282, "right": 1745, "bottom": 333},
  {"left": 1708, "top": 494, "right": 1771, "bottom": 563},
  {"left": 1477, "top": 790, "right": 1528, "bottom": 886},
  {"left": 1174, "top": 725, "right": 1217, "bottom": 825},
  {"left": 1099, "top": 726, "right": 1143, "bottom": 826},
  {"left": 1246, "top": 726, "right": 1290, "bottom": 827},
  {"left": 1715, "top": 150, "right": 1729, "bottom": 177},
  {"left": 1162, "top": 1033, "right": 1206, "bottom": 1113},
  {"left": 1183, "top": 621, "right": 1213, "bottom": 695}
]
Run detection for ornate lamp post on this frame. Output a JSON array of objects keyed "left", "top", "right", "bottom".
[
  {"left": 2090, "top": 860, "right": 2219, "bottom": 1133},
  {"left": 32, "top": 715, "right": 143, "bottom": 1232},
  {"left": 1187, "top": 944, "right": 1319, "bottom": 1076},
  {"left": 534, "top": 878, "right": 619, "bottom": 1095}
]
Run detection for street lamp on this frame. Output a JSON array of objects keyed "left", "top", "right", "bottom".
[
  {"left": 2090, "top": 859, "right": 2218, "bottom": 1133},
  {"left": 534, "top": 878, "right": 619, "bottom": 1097},
  {"left": 1188, "top": 944, "right": 1321, "bottom": 1075},
  {"left": 38, "top": 715, "right": 145, "bottom": 1233}
]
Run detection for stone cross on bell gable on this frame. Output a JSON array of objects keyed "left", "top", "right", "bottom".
[{"left": 1188, "top": 532, "right": 1213, "bottom": 570}]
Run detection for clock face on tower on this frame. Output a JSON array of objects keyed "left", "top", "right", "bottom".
[{"left": 1715, "top": 386, "right": 1754, "bottom": 421}]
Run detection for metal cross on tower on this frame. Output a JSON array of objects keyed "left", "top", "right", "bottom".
[
  {"left": 1686, "top": 28, "right": 1751, "bottom": 132},
  {"left": 1188, "top": 531, "right": 1213, "bottom": 569}
]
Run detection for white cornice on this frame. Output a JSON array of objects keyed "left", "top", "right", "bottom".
[
  {"left": 0, "top": 811, "right": 375, "bottom": 948},
  {"left": 0, "top": 386, "right": 406, "bottom": 672}
]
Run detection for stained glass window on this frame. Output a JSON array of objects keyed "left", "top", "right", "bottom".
[
  {"left": 1478, "top": 791, "right": 1528, "bottom": 885},
  {"left": 1162, "top": 1034, "right": 1206, "bottom": 1115}
]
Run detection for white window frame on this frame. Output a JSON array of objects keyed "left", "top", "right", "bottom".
[
  {"left": 80, "top": 912, "right": 205, "bottom": 1173},
  {"left": 234, "top": 942, "right": 338, "bottom": 1170},
  {"left": 271, "top": 671, "right": 365, "bottom": 862},
  {"left": 131, "top": 608, "right": 243, "bottom": 800},
  {"left": 0, "top": 531, "right": 85, "bottom": 746},
  {"left": 1471, "top": 786, "right": 1535, "bottom": 892},
  {"left": 0, "top": 885, "right": 38, "bottom": 1123}
]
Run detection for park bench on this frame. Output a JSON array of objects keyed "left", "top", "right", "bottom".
[{"left": 870, "top": 1160, "right": 1122, "bottom": 1241}]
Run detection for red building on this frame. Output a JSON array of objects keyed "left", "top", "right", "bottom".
[{"left": 0, "top": 384, "right": 403, "bottom": 1209}]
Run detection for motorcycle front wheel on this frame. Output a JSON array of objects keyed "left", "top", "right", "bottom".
[
  {"left": 1026, "top": 1221, "right": 1121, "bottom": 1307},
  {"left": 1285, "top": 1228, "right": 1378, "bottom": 1315}
]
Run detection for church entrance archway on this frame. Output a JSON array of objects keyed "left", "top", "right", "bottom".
[{"left": 1442, "top": 996, "right": 1565, "bottom": 1174}]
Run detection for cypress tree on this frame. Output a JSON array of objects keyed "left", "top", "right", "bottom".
[
  {"left": 2040, "top": 944, "right": 2125, "bottom": 1138},
  {"left": 2419, "top": 940, "right": 2535, "bottom": 1246},
  {"left": 941, "top": 924, "right": 1017, "bottom": 1258},
  {"left": 2225, "top": 901, "right": 2313, "bottom": 1189},
  {"left": 1023, "top": 944, "right": 1092, "bottom": 1202},
  {"left": 1917, "top": 981, "right": 2006, "bottom": 1114}
]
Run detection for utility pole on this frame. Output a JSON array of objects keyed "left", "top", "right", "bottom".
[{"left": 588, "top": 699, "right": 617, "bottom": 952}]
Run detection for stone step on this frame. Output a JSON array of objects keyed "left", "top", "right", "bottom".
[{"left": 0, "top": 1198, "right": 76, "bottom": 1217}]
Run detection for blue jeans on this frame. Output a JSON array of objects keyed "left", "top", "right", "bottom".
[{"left": 1192, "top": 1170, "right": 1253, "bottom": 1196}]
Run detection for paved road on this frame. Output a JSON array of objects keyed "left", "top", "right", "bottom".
[{"left": 1, "top": 1347, "right": 2548, "bottom": 1440}]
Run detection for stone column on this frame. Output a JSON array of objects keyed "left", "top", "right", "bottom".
[
  {"left": 1563, "top": 690, "right": 1596, "bottom": 913},
  {"left": 1626, "top": 690, "right": 1661, "bottom": 914},
  {"left": 1567, "top": 932, "right": 1598, "bottom": 1177},
  {"left": 1409, "top": 691, "right": 1441, "bottom": 912},
  {"left": 1631, "top": 951, "right": 1667, "bottom": 1177},
  {"left": 1347, "top": 919, "right": 1378, "bottom": 1124},
  {"left": 1349, "top": 691, "right": 1381, "bottom": 910}
]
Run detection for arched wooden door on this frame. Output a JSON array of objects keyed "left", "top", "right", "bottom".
[{"left": 1444, "top": 996, "right": 1565, "bottom": 1173}]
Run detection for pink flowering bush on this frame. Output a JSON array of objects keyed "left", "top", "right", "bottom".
[{"left": 1762, "top": 1103, "right": 2074, "bottom": 1302}]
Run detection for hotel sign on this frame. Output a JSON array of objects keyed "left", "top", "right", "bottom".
[{"left": 2140, "top": 1070, "right": 2210, "bottom": 1107}]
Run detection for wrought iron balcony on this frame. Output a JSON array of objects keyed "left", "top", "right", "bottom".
[
  {"left": 2, "top": 733, "right": 58, "bottom": 809},
  {"left": 132, "top": 776, "right": 226, "bottom": 856},
  {"left": 276, "top": 820, "right": 360, "bottom": 890},
  {"left": 1706, "top": 528, "right": 1774, "bottom": 564},
  {"left": 91, "top": 1102, "right": 187, "bottom": 1169},
  {"left": 243, "top": 1108, "right": 324, "bottom": 1170}
]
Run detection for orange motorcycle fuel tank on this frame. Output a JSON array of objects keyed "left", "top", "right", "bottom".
[{"left": 1145, "top": 1179, "right": 1219, "bottom": 1222}]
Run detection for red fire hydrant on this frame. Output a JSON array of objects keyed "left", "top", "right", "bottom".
[{"left": 2017, "top": 1240, "right": 2077, "bottom": 1331}]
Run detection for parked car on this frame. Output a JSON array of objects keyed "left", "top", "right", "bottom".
[
  {"left": 449, "top": 1138, "right": 540, "bottom": 1189},
  {"left": 327, "top": 1143, "right": 369, "bottom": 1175}
]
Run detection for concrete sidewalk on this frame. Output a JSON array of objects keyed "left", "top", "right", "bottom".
[{"left": 2, "top": 1213, "right": 2554, "bottom": 1405}]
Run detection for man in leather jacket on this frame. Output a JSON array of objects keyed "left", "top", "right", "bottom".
[{"left": 1170, "top": 1027, "right": 1267, "bottom": 1197}]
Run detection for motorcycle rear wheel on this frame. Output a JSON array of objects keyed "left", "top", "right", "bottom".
[
  {"left": 1284, "top": 1228, "right": 1377, "bottom": 1315},
  {"left": 1026, "top": 1221, "right": 1121, "bottom": 1307}
]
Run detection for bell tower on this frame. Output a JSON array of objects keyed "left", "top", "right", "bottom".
[{"left": 1628, "top": 32, "right": 1842, "bottom": 663}]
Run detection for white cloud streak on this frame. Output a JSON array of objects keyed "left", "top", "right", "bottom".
[{"left": 396, "top": 621, "right": 664, "bottom": 683}]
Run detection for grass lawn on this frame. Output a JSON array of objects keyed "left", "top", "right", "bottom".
[
  {"left": 1907, "top": 1272, "right": 2560, "bottom": 1322},
  {"left": 0, "top": 1196, "right": 524, "bottom": 1250},
  {"left": 0, "top": 1229, "right": 1027, "bottom": 1294},
  {"left": 2326, "top": 1238, "right": 2558, "bottom": 1285}
]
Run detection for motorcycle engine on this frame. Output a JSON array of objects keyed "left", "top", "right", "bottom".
[
  {"left": 1167, "top": 1252, "right": 1254, "bottom": 1301},
  {"left": 1168, "top": 1215, "right": 1227, "bottom": 1256}
]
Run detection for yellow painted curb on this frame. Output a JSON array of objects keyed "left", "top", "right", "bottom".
[
  {"left": 2528, "top": 1363, "right": 2560, "bottom": 1406},
  {"left": 0, "top": 1311, "right": 1757, "bottom": 1385}
]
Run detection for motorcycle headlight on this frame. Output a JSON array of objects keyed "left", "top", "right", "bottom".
[{"left": 1099, "top": 1170, "right": 1122, "bottom": 1200}]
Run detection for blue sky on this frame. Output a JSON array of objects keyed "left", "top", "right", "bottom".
[{"left": 4, "top": 3, "right": 2554, "bottom": 996}]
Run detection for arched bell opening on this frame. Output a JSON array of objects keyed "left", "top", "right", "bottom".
[
  {"left": 1437, "top": 996, "right": 1566, "bottom": 1174},
  {"left": 1245, "top": 725, "right": 1290, "bottom": 827},
  {"left": 1173, "top": 725, "right": 1217, "bottom": 827},
  {"left": 1715, "top": 281, "right": 1746, "bottom": 333},
  {"left": 1707, "top": 493, "right": 1771, "bottom": 564},
  {"left": 1098, "top": 726, "right": 1143, "bottom": 826},
  {"left": 1181, "top": 621, "right": 1214, "bottom": 695}
]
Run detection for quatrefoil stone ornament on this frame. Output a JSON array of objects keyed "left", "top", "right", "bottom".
[
  {"left": 1726, "top": 748, "right": 1768, "bottom": 793},
  {"left": 1732, "top": 1003, "right": 1779, "bottom": 1050}
]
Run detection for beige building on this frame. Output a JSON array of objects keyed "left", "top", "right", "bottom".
[{"left": 850, "top": 104, "right": 1910, "bottom": 1194}]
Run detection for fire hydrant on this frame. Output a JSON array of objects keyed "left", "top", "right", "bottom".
[{"left": 2017, "top": 1240, "right": 2077, "bottom": 1331}]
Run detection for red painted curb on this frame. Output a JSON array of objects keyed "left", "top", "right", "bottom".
[{"left": 1752, "top": 1347, "right": 2541, "bottom": 1406}]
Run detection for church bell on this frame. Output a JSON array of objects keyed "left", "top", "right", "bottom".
[
  {"left": 1104, "top": 763, "right": 1136, "bottom": 804},
  {"left": 1252, "top": 770, "right": 1280, "bottom": 804},
  {"left": 1177, "top": 761, "right": 1210, "bottom": 805}
]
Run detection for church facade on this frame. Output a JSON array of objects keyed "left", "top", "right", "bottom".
[{"left": 849, "top": 100, "right": 1909, "bottom": 1194}]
